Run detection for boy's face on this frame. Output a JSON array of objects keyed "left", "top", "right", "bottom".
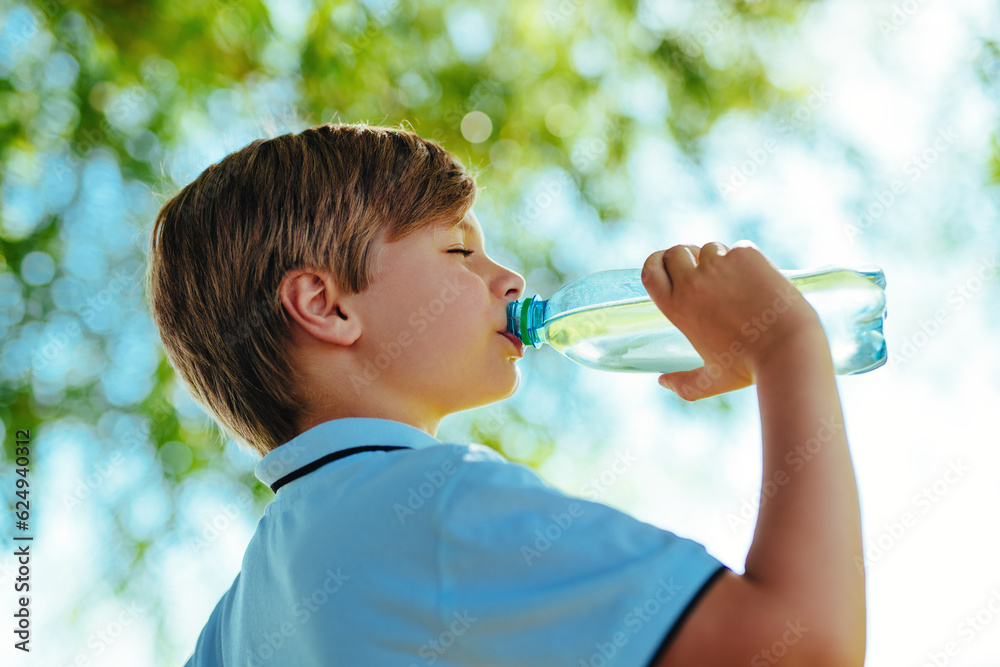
[{"left": 346, "top": 210, "right": 526, "bottom": 430}]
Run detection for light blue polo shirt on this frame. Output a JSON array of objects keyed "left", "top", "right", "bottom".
[{"left": 185, "top": 417, "right": 727, "bottom": 666}]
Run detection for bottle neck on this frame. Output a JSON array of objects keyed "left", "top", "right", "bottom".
[{"left": 507, "top": 297, "right": 547, "bottom": 348}]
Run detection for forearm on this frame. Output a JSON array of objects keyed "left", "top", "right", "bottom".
[{"left": 745, "top": 328, "right": 866, "bottom": 658}]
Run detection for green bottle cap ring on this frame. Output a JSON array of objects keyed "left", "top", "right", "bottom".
[{"left": 519, "top": 297, "right": 533, "bottom": 346}]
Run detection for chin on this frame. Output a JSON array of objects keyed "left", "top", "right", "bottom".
[
  {"left": 507, "top": 365, "right": 521, "bottom": 394},
  {"left": 496, "top": 365, "right": 521, "bottom": 399},
  {"left": 464, "top": 368, "right": 521, "bottom": 410}
]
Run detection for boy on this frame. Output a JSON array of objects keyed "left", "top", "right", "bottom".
[{"left": 146, "top": 123, "right": 866, "bottom": 666}]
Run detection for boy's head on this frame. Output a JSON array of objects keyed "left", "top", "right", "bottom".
[{"left": 146, "top": 123, "right": 525, "bottom": 457}]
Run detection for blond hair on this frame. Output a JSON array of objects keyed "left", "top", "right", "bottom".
[{"left": 146, "top": 123, "right": 477, "bottom": 455}]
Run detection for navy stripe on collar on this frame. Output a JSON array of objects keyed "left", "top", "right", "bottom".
[{"left": 269, "top": 445, "right": 412, "bottom": 493}]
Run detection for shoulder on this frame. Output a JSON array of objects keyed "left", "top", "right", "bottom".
[
  {"left": 382, "top": 441, "right": 531, "bottom": 524},
  {"left": 419, "top": 445, "right": 728, "bottom": 667},
  {"left": 430, "top": 443, "right": 695, "bottom": 558},
  {"left": 395, "top": 440, "right": 543, "bottom": 498},
  {"left": 428, "top": 441, "right": 560, "bottom": 507}
]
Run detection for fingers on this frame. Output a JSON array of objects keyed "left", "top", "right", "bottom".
[
  {"left": 731, "top": 239, "right": 780, "bottom": 273},
  {"left": 641, "top": 249, "right": 675, "bottom": 299},
  {"left": 663, "top": 245, "right": 700, "bottom": 284},
  {"left": 642, "top": 243, "right": 729, "bottom": 294},
  {"left": 641, "top": 244, "right": 699, "bottom": 295},
  {"left": 698, "top": 242, "right": 729, "bottom": 264}
]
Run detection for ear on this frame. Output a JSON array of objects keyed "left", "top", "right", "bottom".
[{"left": 279, "top": 268, "right": 361, "bottom": 346}]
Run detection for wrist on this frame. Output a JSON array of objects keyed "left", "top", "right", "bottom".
[{"left": 751, "top": 323, "right": 833, "bottom": 380}]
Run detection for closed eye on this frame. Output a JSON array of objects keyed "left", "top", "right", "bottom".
[{"left": 448, "top": 248, "right": 475, "bottom": 257}]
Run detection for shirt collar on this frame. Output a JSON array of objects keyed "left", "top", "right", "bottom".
[{"left": 254, "top": 417, "right": 444, "bottom": 489}]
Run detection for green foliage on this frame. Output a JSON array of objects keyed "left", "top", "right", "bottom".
[{"left": 7, "top": 0, "right": 993, "bottom": 662}]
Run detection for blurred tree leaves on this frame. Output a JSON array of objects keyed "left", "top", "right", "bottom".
[{"left": 0, "top": 0, "right": 902, "bottom": 660}]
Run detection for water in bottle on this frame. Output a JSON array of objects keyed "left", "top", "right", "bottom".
[{"left": 505, "top": 266, "right": 887, "bottom": 375}]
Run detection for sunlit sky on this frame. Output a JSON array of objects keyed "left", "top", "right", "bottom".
[{"left": 2, "top": 0, "right": 999, "bottom": 665}]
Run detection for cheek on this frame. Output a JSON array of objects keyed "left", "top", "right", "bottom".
[
  {"left": 425, "top": 277, "right": 486, "bottom": 341},
  {"left": 364, "top": 282, "right": 424, "bottom": 343},
  {"left": 449, "top": 276, "right": 490, "bottom": 324},
  {"left": 376, "top": 270, "right": 487, "bottom": 349}
]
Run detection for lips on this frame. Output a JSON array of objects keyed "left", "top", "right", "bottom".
[{"left": 499, "top": 331, "right": 525, "bottom": 357}]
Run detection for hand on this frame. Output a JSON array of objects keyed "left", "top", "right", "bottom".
[{"left": 640, "top": 241, "right": 826, "bottom": 400}]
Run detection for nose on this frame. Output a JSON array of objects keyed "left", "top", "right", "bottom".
[{"left": 497, "top": 263, "right": 525, "bottom": 301}]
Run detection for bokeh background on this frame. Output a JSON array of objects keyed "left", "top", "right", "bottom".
[{"left": 2, "top": 0, "right": 999, "bottom": 665}]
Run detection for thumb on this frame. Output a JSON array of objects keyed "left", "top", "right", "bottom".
[
  {"left": 658, "top": 368, "right": 749, "bottom": 401},
  {"left": 658, "top": 370, "right": 708, "bottom": 402}
]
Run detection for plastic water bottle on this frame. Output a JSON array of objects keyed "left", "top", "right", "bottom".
[{"left": 505, "top": 265, "right": 888, "bottom": 375}]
